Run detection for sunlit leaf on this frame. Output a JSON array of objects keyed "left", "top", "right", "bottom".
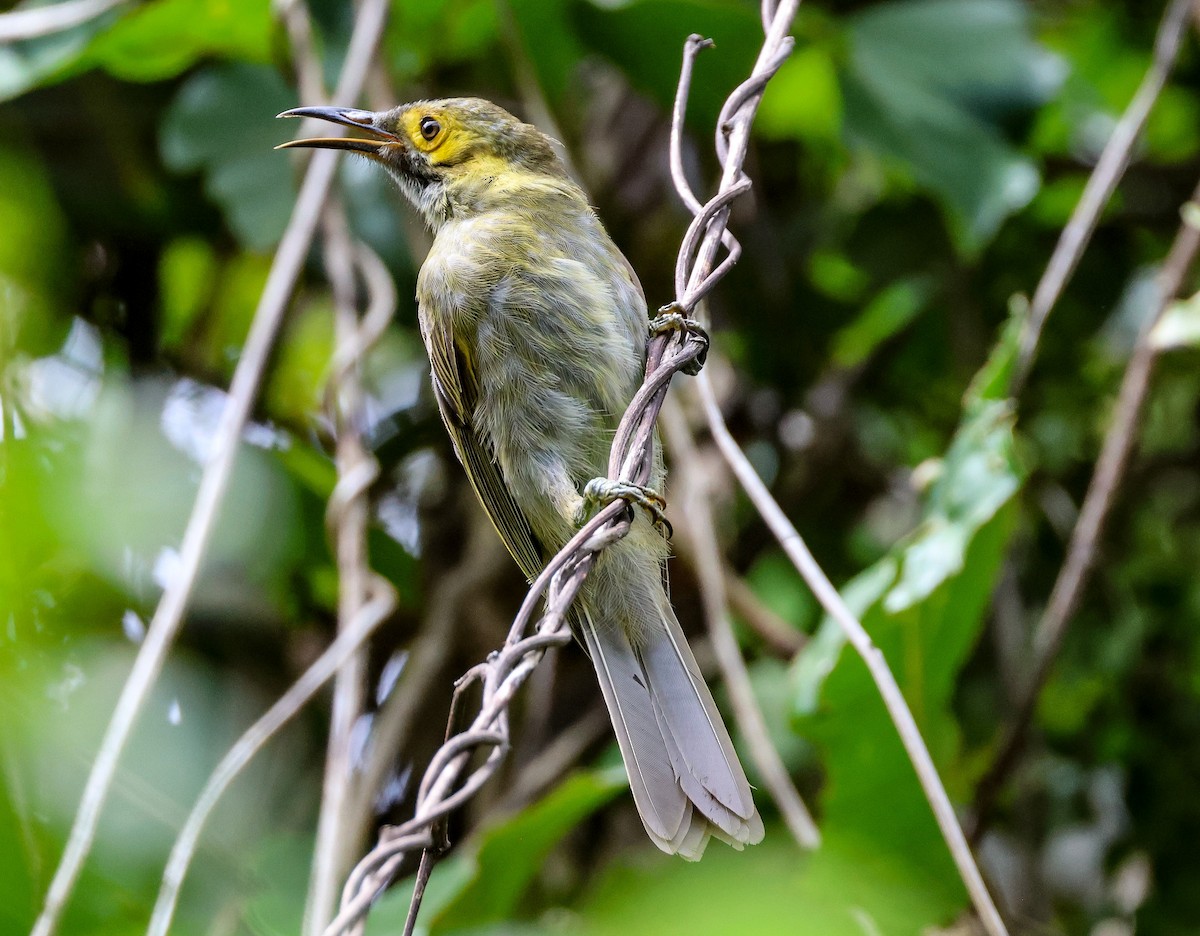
[
  {"left": 79, "top": 0, "right": 273, "bottom": 81},
  {"left": 0, "top": 0, "right": 272, "bottom": 100},
  {"left": 886, "top": 403, "right": 1020, "bottom": 611},
  {"left": 266, "top": 301, "right": 335, "bottom": 421},
  {"left": 0, "top": 157, "right": 67, "bottom": 368},
  {"left": 0, "top": 11, "right": 118, "bottom": 101},
  {"left": 808, "top": 249, "right": 869, "bottom": 303},
  {"left": 964, "top": 297, "right": 1025, "bottom": 405},
  {"left": 757, "top": 43, "right": 843, "bottom": 144},
  {"left": 1151, "top": 291, "right": 1200, "bottom": 352}
]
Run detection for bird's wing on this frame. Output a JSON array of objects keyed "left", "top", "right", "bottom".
[{"left": 422, "top": 313, "right": 546, "bottom": 582}]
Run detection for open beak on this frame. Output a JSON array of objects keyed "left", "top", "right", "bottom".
[{"left": 275, "top": 106, "right": 399, "bottom": 157}]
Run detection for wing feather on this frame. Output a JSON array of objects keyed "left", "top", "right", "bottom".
[{"left": 423, "top": 312, "right": 545, "bottom": 581}]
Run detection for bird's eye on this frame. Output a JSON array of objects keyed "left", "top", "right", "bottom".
[{"left": 419, "top": 116, "right": 441, "bottom": 141}]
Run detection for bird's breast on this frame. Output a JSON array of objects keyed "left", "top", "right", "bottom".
[{"left": 418, "top": 211, "right": 648, "bottom": 484}]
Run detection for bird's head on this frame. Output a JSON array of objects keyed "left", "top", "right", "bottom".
[{"left": 277, "top": 97, "right": 568, "bottom": 229}]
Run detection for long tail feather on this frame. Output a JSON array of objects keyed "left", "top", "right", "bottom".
[
  {"left": 578, "top": 590, "right": 763, "bottom": 859},
  {"left": 637, "top": 591, "right": 763, "bottom": 843},
  {"left": 578, "top": 609, "right": 688, "bottom": 846}
]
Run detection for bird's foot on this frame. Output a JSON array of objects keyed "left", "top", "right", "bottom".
[
  {"left": 649, "top": 303, "right": 709, "bottom": 376},
  {"left": 579, "top": 477, "right": 673, "bottom": 537}
]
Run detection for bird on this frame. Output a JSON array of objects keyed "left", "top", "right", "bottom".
[{"left": 278, "top": 97, "right": 763, "bottom": 859}]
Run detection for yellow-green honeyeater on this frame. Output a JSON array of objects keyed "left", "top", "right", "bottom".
[{"left": 279, "top": 98, "right": 763, "bottom": 858}]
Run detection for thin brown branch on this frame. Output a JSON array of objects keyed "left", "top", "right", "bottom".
[
  {"left": 148, "top": 223, "right": 398, "bottom": 936},
  {"left": 1010, "top": 0, "right": 1195, "bottom": 394},
  {"left": 306, "top": 203, "right": 377, "bottom": 935},
  {"left": 971, "top": 177, "right": 1200, "bottom": 839},
  {"left": 661, "top": 397, "right": 820, "bottom": 849},
  {"left": 400, "top": 849, "right": 438, "bottom": 936},
  {"left": 724, "top": 569, "right": 806, "bottom": 657},
  {"left": 28, "top": 3, "right": 393, "bottom": 934}
]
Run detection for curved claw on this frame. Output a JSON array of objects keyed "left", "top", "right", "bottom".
[
  {"left": 650, "top": 305, "right": 709, "bottom": 376},
  {"left": 580, "top": 478, "right": 673, "bottom": 537}
]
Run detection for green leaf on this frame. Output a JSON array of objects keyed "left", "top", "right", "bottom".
[
  {"left": 508, "top": 0, "right": 589, "bottom": 106},
  {"left": 808, "top": 249, "right": 870, "bottom": 303},
  {"left": 384, "top": 0, "right": 500, "bottom": 81},
  {"left": 829, "top": 276, "right": 932, "bottom": 368},
  {"left": 78, "top": 0, "right": 273, "bottom": 82},
  {"left": 745, "top": 550, "right": 818, "bottom": 633},
  {"left": 792, "top": 399, "right": 1021, "bottom": 717},
  {"left": 434, "top": 765, "right": 627, "bottom": 930},
  {"left": 159, "top": 237, "right": 218, "bottom": 353},
  {"left": 1032, "top": 8, "right": 1200, "bottom": 165},
  {"left": 203, "top": 252, "right": 273, "bottom": 371},
  {"left": 886, "top": 402, "right": 1020, "bottom": 611},
  {"left": 0, "top": 0, "right": 272, "bottom": 101},
  {"left": 577, "top": 826, "right": 963, "bottom": 935},
  {"left": 842, "top": 0, "right": 1061, "bottom": 253},
  {"left": 160, "top": 63, "right": 297, "bottom": 250},
  {"left": 757, "top": 43, "right": 843, "bottom": 144},
  {"left": 266, "top": 301, "right": 335, "bottom": 421},
  {"left": 0, "top": 145, "right": 69, "bottom": 350},
  {"left": 964, "top": 296, "right": 1025, "bottom": 407},
  {"left": 791, "top": 557, "right": 897, "bottom": 718},
  {"left": 791, "top": 492, "right": 1017, "bottom": 881}
]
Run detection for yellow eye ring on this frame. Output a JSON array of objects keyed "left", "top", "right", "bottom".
[{"left": 419, "top": 116, "right": 441, "bottom": 141}]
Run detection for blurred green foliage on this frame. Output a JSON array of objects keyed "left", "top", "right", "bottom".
[{"left": 3, "top": 0, "right": 1200, "bottom": 934}]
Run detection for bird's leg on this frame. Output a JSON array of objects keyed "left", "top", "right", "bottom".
[
  {"left": 649, "top": 303, "right": 709, "bottom": 376},
  {"left": 577, "top": 477, "right": 673, "bottom": 537}
]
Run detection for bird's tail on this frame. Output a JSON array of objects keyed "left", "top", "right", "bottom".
[{"left": 576, "top": 587, "right": 764, "bottom": 859}]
